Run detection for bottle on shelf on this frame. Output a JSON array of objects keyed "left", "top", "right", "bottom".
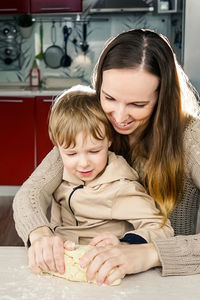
[{"left": 30, "top": 59, "right": 40, "bottom": 87}]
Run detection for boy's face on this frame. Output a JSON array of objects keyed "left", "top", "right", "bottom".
[{"left": 58, "top": 130, "right": 111, "bottom": 185}]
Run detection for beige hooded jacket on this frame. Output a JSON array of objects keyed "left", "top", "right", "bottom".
[{"left": 51, "top": 151, "right": 173, "bottom": 244}]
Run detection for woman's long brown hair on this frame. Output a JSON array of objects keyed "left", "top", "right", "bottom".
[{"left": 93, "top": 29, "right": 189, "bottom": 223}]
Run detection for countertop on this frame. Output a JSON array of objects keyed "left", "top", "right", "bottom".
[
  {"left": 0, "top": 86, "right": 63, "bottom": 97},
  {"left": 0, "top": 78, "right": 89, "bottom": 97},
  {"left": 0, "top": 247, "right": 200, "bottom": 300}
]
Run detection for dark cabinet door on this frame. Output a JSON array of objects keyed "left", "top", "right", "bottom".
[
  {"left": 0, "top": 0, "right": 29, "bottom": 14},
  {"left": 0, "top": 97, "right": 35, "bottom": 185},
  {"left": 31, "top": 0, "right": 82, "bottom": 13},
  {"left": 35, "top": 96, "right": 53, "bottom": 166}
]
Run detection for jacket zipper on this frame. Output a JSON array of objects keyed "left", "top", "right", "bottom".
[{"left": 68, "top": 184, "right": 84, "bottom": 226}]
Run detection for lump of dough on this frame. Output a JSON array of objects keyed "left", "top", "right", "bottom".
[{"left": 45, "top": 245, "right": 121, "bottom": 286}]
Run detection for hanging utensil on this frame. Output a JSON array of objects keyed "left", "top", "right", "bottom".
[
  {"left": 44, "top": 21, "right": 64, "bottom": 69},
  {"left": 60, "top": 25, "right": 72, "bottom": 67},
  {"left": 36, "top": 22, "right": 44, "bottom": 60},
  {"left": 72, "top": 21, "right": 78, "bottom": 53},
  {"left": 0, "top": 43, "right": 20, "bottom": 65},
  {"left": 80, "top": 22, "right": 89, "bottom": 54},
  {"left": 73, "top": 22, "right": 90, "bottom": 69}
]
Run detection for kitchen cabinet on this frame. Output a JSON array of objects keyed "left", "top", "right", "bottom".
[
  {"left": 0, "top": 0, "right": 29, "bottom": 14},
  {"left": 35, "top": 96, "right": 53, "bottom": 166},
  {"left": 0, "top": 97, "right": 35, "bottom": 185},
  {"left": 0, "top": 0, "right": 81, "bottom": 14},
  {"left": 0, "top": 95, "right": 54, "bottom": 185},
  {"left": 31, "top": 0, "right": 82, "bottom": 13}
]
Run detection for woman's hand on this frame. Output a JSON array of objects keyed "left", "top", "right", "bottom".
[
  {"left": 80, "top": 243, "right": 161, "bottom": 285},
  {"left": 89, "top": 232, "right": 120, "bottom": 247},
  {"left": 28, "top": 226, "right": 65, "bottom": 275}
]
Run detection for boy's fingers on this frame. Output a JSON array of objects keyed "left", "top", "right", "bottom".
[
  {"left": 64, "top": 240, "right": 75, "bottom": 250},
  {"left": 89, "top": 233, "right": 113, "bottom": 246}
]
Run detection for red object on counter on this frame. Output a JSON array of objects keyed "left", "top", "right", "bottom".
[{"left": 30, "top": 59, "right": 40, "bottom": 87}]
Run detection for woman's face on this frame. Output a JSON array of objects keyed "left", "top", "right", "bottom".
[{"left": 100, "top": 68, "right": 159, "bottom": 135}]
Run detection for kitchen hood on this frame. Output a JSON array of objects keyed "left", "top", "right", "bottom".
[{"left": 89, "top": 0, "right": 154, "bottom": 13}]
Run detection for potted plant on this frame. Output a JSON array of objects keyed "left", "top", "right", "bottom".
[{"left": 16, "top": 14, "right": 34, "bottom": 39}]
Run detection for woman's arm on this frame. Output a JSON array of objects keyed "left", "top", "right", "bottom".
[
  {"left": 153, "top": 234, "right": 200, "bottom": 276},
  {"left": 13, "top": 147, "right": 63, "bottom": 245},
  {"left": 80, "top": 233, "right": 200, "bottom": 284},
  {"left": 81, "top": 234, "right": 200, "bottom": 284},
  {"left": 80, "top": 242, "right": 161, "bottom": 285}
]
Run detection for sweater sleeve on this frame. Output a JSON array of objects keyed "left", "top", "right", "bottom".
[
  {"left": 13, "top": 147, "right": 63, "bottom": 245},
  {"left": 112, "top": 180, "right": 174, "bottom": 243},
  {"left": 153, "top": 234, "right": 200, "bottom": 276}
]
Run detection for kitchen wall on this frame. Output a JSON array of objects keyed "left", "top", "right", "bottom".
[
  {"left": 0, "top": 10, "right": 183, "bottom": 86},
  {"left": 184, "top": 0, "right": 200, "bottom": 92}
]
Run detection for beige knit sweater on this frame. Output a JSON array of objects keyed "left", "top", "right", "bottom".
[{"left": 13, "top": 118, "right": 200, "bottom": 276}]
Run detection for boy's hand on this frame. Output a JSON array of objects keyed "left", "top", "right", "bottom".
[
  {"left": 89, "top": 232, "right": 120, "bottom": 247},
  {"left": 64, "top": 240, "right": 76, "bottom": 251}
]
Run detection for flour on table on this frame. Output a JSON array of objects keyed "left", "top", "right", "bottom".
[{"left": 44, "top": 245, "right": 121, "bottom": 286}]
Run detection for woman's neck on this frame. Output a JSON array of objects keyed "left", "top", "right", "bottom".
[{"left": 128, "top": 133, "right": 136, "bottom": 147}]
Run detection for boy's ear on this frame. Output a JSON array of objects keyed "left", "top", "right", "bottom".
[{"left": 108, "top": 140, "right": 112, "bottom": 148}]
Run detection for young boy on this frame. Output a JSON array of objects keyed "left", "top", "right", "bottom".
[{"left": 48, "top": 85, "right": 173, "bottom": 247}]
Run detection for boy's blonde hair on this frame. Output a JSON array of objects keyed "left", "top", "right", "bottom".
[{"left": 49, "top": 85, "right": 113, "bottom": 148}]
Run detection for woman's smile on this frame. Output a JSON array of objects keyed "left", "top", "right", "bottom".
[{"left": 112, "top": 117, "right": 135, "bottom": 131}]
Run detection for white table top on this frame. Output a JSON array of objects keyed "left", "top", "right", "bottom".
[{"left": 0, "top": 247, "right": 199, "bottom": 300}]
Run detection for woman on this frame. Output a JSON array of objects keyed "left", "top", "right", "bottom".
[{"left": 13, "top": 29, "right": 200, "bottom": 284}]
